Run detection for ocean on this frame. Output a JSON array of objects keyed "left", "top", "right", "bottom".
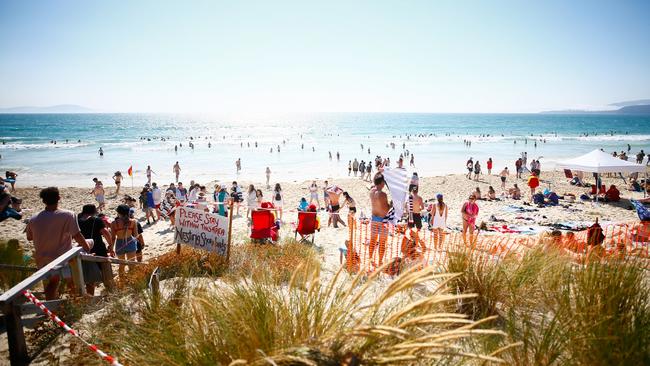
[{"left": 1, "top": 113, "right": 649, "bottom": 187}]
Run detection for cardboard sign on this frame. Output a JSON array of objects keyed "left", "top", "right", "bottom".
[{"left": 174, "top": 206, "right": 229, "bottom": 256}]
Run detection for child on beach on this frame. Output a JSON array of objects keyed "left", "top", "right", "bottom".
[
  {"left": 527, "top": 172, "right": 540, "bottom": 201},
  {"left": 91, "top": 180, "right": 106, "bottom": 212},
  {"left": 273, "top": 183, "right": 283, "bottom": 220}
]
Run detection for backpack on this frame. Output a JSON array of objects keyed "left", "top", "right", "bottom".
[
  {"left": 533, "top": 193, "right": 545, "bottom": 205},
  {"left": 275, "top": 191, "right": 281, "bottom": 201},
  {"left": 587, "top": 222, "right": 605, "bottom": 246}
]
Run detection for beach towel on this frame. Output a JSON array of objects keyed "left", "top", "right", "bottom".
[
  {"left": 631, "top": 200, "right": 650, "bottom": 222},
  {"left": 382, "top": 167, "right": 410, "bottom": 225}
]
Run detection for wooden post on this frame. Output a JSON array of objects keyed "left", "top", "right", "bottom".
[
  {"left": 69, "top": 256, "right": 86, "bottom": 297},
  {"left": 226, "top": 201, "right": 234, "bottom": 262},
  {"left": 100, "top": 262, "right": 115, "bottom": 292},
  {"left": 4, "top": 302, "right": 28, "bottom": 366}
]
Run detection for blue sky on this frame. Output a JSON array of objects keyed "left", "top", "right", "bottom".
[{"left": 1, "top": 0, "right": 649, "bottom": 113}]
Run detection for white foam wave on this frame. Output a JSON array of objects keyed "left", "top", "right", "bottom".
[{"left": 0, "top": 142, "right": 90, "bottom": 150}]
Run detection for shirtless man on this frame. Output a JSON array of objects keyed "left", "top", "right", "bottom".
[
  {"left": 173, "top": 161, "right": 181, "bottom": 183},
  {"left": 90, "top": 180, "right": 106, "bottom": 212},
  {"left": 406, "top": 186, "right": 424, "bottom": 230},
  {"left": 327, "top": 186, "right": 347, "bottom": 228},
  {"left": 369, "top": 173, "right": 391, "bottom": 267},
  {"left": 499, "top": 167, "right": 509, "bottom": 191}
]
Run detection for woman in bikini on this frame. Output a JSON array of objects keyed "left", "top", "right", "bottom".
[
  {"left": 461, "top": 194, "right": 479, "bottom": 246},
  {"left": 430, "top": 193, "right": 448, "bottom": 249},
  {"left": 112, "top": 171, "right": 122, "bottom": 195},
  {"left": 308, "top": 181, "right": 320, "bottom": 209},
  {"left": 341, "top": 192, "right": 357, "bottom": 217},
  {"left": 110, "top": 204, "right": 139, "bottom": 277}
]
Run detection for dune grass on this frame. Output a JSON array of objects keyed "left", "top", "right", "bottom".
[
  {"left": 444, "top": 242, "right": 650, "bottom": 365},
  {"left": 0, "top": 238, "right": 32, "bottom": 289},
  {"left": 70, "top": 246, "right": 508, "bottom": 365},
  {"left": 45, "top": 232, "right": 650, "bottom": 365}
]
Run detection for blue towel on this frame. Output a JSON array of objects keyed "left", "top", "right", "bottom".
[{"left": 631, "top": 200, "right": 650, "bottom": 222}]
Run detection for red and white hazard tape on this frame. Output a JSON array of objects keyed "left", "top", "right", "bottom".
[{"left": 22, "top": 290, "right": 123, "bottom": 366}]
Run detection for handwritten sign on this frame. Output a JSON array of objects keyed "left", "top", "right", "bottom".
[{"left": 174, "top": 206, "right": 229, "bottom": 256}]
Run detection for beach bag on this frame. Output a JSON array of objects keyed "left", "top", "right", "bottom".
[
  {"left": 586, "top": 221, "right": 605, "bottom": 246},
  {"left": 533, "top": 193, "right": 545, "bottom": 205},
  {"left": 547, "top": 192, "right": 559, "bottom": 205}
]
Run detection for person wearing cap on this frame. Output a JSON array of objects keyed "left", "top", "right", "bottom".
[
  {"left": 430, "top": 193, "right": 448, "bottom": 249},
  {"left": 26, "top": 187, "right": 92, "bottom": 299},
  {"left": 129, "top": 208, "right": 146, "bottom": 263},
  {"left": 110, "top": 204, "right": 139, "bottom": 276}
]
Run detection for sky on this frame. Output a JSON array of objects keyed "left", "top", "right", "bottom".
[{"left": 1, "top": 0, "right": 649, "bottom": 113}]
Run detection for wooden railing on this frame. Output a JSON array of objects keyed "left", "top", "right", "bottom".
[{"left": 0, "top": 247, "right": 145, "bottom": 366}]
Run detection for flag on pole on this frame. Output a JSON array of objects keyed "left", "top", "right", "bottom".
[{"left": 127, "top": 166, "right": 133, "bottom": 177}]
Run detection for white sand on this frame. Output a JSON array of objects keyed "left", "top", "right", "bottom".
[{"left": 2, "top": 171, "right": 646, "bottom": 275}]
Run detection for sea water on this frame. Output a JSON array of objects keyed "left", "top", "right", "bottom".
[{"left": 1, "top": 113, "right": 649, "bottom": 187}]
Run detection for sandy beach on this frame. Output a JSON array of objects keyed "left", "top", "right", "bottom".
[{"left": 2, "top": 170, "right": 646, "bottom": 277}]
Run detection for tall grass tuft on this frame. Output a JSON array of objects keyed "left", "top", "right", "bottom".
[
  {"left": 0, "top": 238, "right": 32, "bottom": 289},
  {"left": 74, "top": 261, "right": 506, "bottom": 365}
]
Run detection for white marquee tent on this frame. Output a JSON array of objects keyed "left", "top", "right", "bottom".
[
  {"left": 555, "top": 149, "right": 646, "bottom": 174},
  {"left": 556, "top": 149, "right": 647, "bottom": 200}
]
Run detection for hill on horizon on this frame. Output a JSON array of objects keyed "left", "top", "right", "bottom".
[{"left": 0, "top": 104, "right": 95, "bottom": 114}]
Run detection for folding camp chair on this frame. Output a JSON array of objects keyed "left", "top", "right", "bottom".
[
  {"left": 563, "top": 169, "right": 573, "bottom": 181},
  {"left": 295, "top": 211, "right": 319, "bottom": 244},
  {"left": 250, "top": 209, "right": 276, "bottom": 244}
]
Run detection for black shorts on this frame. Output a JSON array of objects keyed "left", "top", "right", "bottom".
[
  {"left": 500, "top": 176, "right": 506, "bottom": 182},
  {"left": 349, "top": 207, "right": 357, "bottom": 213},
  {"left": 331, "top": 204, "right": 340, "bottom": 212},
  {"left": 136, "top": 241, "right": 143, "bottom": 253},
  {"left": 408, "top": 213, "right": 422, "bottom": 230}
]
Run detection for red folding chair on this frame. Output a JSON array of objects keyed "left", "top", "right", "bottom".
[
  {"left": 295, "top": 211, "right": 319, "bottom": 244},
  {"left": 564, "top": 169, "right": 573, "bottom": 181},
  {"left": 251, "top": 209, "right": 276, "bottom": 243},
  {"left": 598, "top": 185, "right": 606, "bottom": 195}
]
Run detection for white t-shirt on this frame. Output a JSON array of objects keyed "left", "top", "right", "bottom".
[{"left": 152, "top": 188, "right": 162, "bottom": 205}]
